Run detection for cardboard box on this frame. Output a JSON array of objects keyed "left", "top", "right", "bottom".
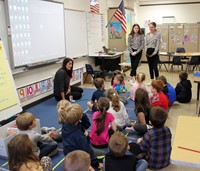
[{"left": 0, "top": 119, "right": 41, "bottom": 159}]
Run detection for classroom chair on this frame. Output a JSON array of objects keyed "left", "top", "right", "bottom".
[
  {"left": 186, "top": 56, "right": 200, "bottom": 72},
  {"left": 84, "top": 64, "right": 102, "bottom": 84}
]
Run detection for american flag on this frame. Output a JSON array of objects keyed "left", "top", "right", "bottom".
[
  {"left": 90, "top": 0, "right": 99, "bottom": 13},
  {"left": 114, "top": 0, "right": 127, "bottom": 33}
]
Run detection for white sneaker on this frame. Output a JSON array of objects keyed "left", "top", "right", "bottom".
[
  {"left": 125, "top": 126, "right": 137, "bottom": 133},
  {"left": 147, "top": 81, "right": 152, "bottom": 86},
  {"left": 128, "top": 79, "right": 134, "bottom": 86},
  {"left": 41, "top": 127, "right": 56, "bottom": 134}
]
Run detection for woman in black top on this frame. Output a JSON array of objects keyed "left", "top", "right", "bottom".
[{"left": 53, "top": 58, "right": 83, "bottom": 101}]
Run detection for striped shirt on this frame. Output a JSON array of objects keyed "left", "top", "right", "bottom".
[
  {"left": 138, "top": 126, "right": 172, "bottom": 169},
  {"left": 145, "top": 31, "right": 161, "bottom": 56},
  {"left": 128, "top": 34, "right": 144, "bottom": 54}
]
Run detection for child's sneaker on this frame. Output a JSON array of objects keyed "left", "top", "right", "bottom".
[
  {"left": 147, "top": 81, "right": 152, "bottom": 86},
  {"left": 128, "top": 79, "right": 134, "bottom": 86},
  {"left": 125, "top": 126, "right": 138, "bottom": 133},
  {"left": 41, "top": 127, "right": 56, "bottom": 134}
]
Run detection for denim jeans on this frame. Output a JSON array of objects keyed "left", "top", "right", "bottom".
[
  {"left": 136, "top": 159, "right": 148, "bottom": 171},
  {"left": 39, "top": 141, "right": 58, "bottom": 158}
]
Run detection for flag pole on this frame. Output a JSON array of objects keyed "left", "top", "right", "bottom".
[
  {"left": 105, "top": 14, "right": 115, "bottom": 28},
  {"left": 105, "top": 0, "right": 122, "bottom": 28}
]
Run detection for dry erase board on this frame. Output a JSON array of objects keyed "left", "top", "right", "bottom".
[
  {"left": 65, "top": 9, "right": 88, "bottom": 58},
  {"left": 5, "top": 0, "right": 65, "bottom": 67},
  {"left": 87, "top": 13, "right": 104, "bottom": 54},
  {"left": 0, "top": 0, "right": 10, "bottom": 63},
  {"left": 0, "top": 41, "right": 22, "bottom": 122}
]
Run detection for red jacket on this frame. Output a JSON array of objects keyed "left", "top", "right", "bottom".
[{"left": 150, "top": 92, "right": 168, "bottom": 111}]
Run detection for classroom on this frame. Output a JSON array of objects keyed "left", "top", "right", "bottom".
[{"left": 0, "top": 0, "right": 200, "bottom": 171}]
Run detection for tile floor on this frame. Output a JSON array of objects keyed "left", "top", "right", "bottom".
[{"left": 82, "top": 63, "right": 200, "bottom": 171}]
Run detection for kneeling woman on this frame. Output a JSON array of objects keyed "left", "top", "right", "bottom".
[{"left": 54, "top": 58, "right": 83, "bottom": 101}]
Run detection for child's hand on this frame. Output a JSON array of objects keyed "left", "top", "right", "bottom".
[
  {"left": 48, "top": 131, "right": 58, "bottom": 138},
  {"left": 89, "top": 166, "right": 95, "bottom": 171},
  {"left": 98, "top": 163, "right": 103, "bottom": 170},
  {"left": 84, "top": 130, "right": 89, "bottom": 137},
  {"left": 137, "top": 137, "right": 143, "bottom": 144}
]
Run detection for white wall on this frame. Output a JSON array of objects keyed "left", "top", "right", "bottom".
[
  {"left": 134, "top": 2, "right": 200, "bottom": 28},
  {"left": 13, "top": 0, "right": 110, "bottom": 106}
]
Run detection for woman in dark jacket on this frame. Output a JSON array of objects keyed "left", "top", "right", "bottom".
[{"left": 53, "top": 58, "right": 83, "bottom": 101}]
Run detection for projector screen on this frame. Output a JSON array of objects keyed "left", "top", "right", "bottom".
[{"left": 6, "top": 0, "right": 65, "bottom": 67}]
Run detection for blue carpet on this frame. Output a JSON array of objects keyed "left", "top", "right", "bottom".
[{"left": 0, "top": 88, "right": 138, "bottom": 170}]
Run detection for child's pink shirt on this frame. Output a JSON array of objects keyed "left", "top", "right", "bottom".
[
  {"left": 90, "top": 111, "right": 114, "bottom": 146},
  {"left": 130, "top": 82, "right": 147, "bottom": 100}
]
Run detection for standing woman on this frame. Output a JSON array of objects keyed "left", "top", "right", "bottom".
[
  {"left": 145, "top": 22, "right": 161, "bottom": 85},
  {"left": 128, "top": 24, "right": 144, "bottom": 83},
  {"left": 54, "top": 58, "right": 83, "bottom": 101}
]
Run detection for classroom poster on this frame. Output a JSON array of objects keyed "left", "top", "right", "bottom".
[
  {"left": 0, "top": 41, "right": 18, "bottom": 111},
  {"left": 109, "top": 22, "right": 122, "bottom": 39}
]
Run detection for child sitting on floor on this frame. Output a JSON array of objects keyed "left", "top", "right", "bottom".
[
  {"left": 16, "top": 112, "right": 58, "bottom": 159},
  {"left": 90, "top": 97, "right": 117, "bottom": 148},
  {"left": 113, "top": 74, "right": 128, "bottom": 104},
  {"left": 8, "top": 134, "right": 52, "bottom": 171},
  {"left": 107, "top": 89, "right": 131, "bottom": 130},
  {"left": 130, "top": 72, "right": 147, "bottom": 100},
  {"left": 87, "top": 78, "right": 106, "bottom": 112},
  {"left": 129, "top": 106, "right": 172, "bottom": 169},
  {"left": 58, "top": 103, "right": 103, "bottom": 170},
  {"left": 104, "top": 131, "right": 148, "bottom": 171},
  {"left": 175, "top": 71, "right": 192, "bottom": 103},
  {"left": 126, "top": 88, "right": 152, "bottom": 134},
  {"left": 64, "top": 150, "right": 94, "bottom": 171},
  {"left": 111, "top": 70, "right": 125, "bottom": 88},
  {"left": 150, "top": 80, "right": 168, "bottom": 111},
  {"left": 157, "top": 75, "right": 176, "bottom": 106}
]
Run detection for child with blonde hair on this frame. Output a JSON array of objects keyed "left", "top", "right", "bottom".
[
  {"left": 57, "top": 100, "right": 90, "bottom": 134},
  {"left": 113, "top": 74, "right": 128, "bottom": 104},
  {"left": 130, "top": 72, "right": 146, "bottom": 100},
  {"left": 64, "top": 150, "right": 94, "bottom": 171},
  {"left": 107, "top": 89, "right": 131, "bottom": 130},
  {"left": 58, "top": 104, "right": 103, "bottom": 170},
  {"left": 16, "top": 112, "right": 58, "bottom": 159},
  {"left": 90, "top": 97, "right": 117, "bottom": 147}
]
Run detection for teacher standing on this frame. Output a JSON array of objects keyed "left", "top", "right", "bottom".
[
  {"left": 128, "top": 24, "right": 144, "bottom": 84},
  {"left": 145, "top": 22, "right": 161, "bottom": 85},
  {"left": 53, "top": 58, "right": 83, "bottom": 101}
]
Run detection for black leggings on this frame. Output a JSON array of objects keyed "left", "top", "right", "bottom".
[
  {"left": 130, "top": 50, "right": 142, "bottom": 77},
  {"left": 147, "top": 54, "right": 159, "bottom": 79},
  {"left": 54, "top": 86, "right": 83, "bottom": 101}
]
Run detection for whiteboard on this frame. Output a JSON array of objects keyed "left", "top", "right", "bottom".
[
  {"left": 87, "top": 13, "right": 104, "bottom": 55},
  {"left": 0, "top": 0, "right": 10, "bottom": 64},
  {"left": 5, "top": 0, "right": 66, "bottom": 67},
  {"left": 0, "top": 41, "right": 22, "bottom": 122},
  {"left": 65, "top": 10, "right": 88, "bottom": 58}
]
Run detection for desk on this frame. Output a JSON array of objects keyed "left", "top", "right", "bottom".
[
  {"left": 89, "top": 52, "right": 124, "bottom": 77},
  {"left": 171, "top": 116, "right": 200, "bottom": 168},
  {"left": 159, "top": 52, "right": 200, "bottom": 70},
  {"left": 193, "top": 72, "right": 200, "bottom": 116}
]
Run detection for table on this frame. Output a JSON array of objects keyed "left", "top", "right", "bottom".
[
  {"left": 193, "top": 72, "right": 200, "bottom": 116},
  {"left": 159, "top": 52, "right": 200, "bottom": 70},
  {"left": 89, "top": 52, "right": 124, "bottom": 78},
  {"left": 171, "top": 116, "right": 200, "bottom": 168}
]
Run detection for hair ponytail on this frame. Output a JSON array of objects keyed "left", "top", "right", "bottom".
[{"left": 95, "top": 97, "right": 110, "bottom": 135}]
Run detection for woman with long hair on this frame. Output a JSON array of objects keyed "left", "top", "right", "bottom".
[
  {"left": 145, "top": 22, "right": 161, "bottom": 85},
  {"left": 128, "top": 24, "right": 144, "bottom": 84},
  {"left": 53, "top": 58, "right": 83, "bottom": 101}
]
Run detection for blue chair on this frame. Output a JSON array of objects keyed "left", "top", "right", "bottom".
[{"left": 84, "top": 64, "right": 102, "bottom": 83}]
